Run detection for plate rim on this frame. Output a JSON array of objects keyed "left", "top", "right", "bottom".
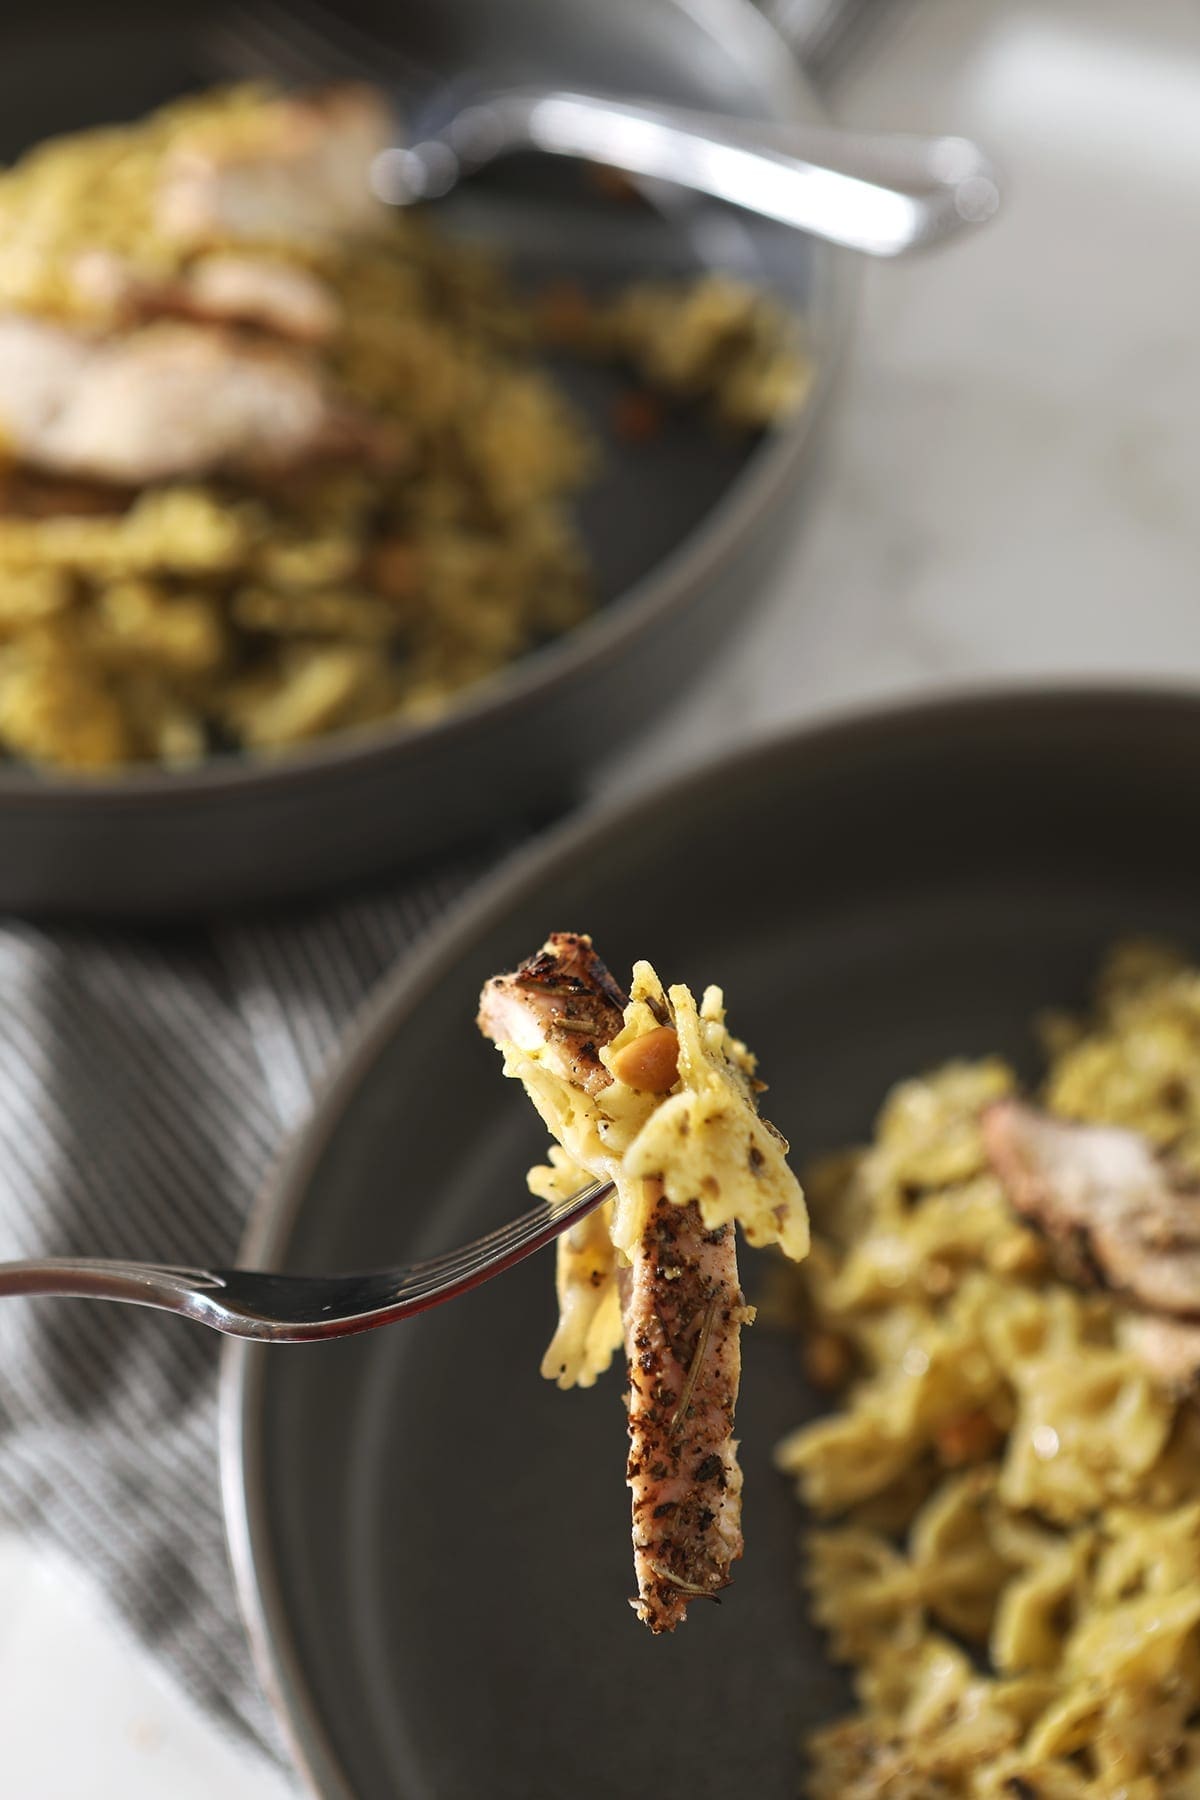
[{"left": 220, "top": 672, "right": 1200, "bottom": 1797}]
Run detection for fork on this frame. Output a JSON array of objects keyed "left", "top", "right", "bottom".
[
  {"left": 0, "top": 1177, "right": 614, "bottom": 1342},
  {"left": 212, "top": 0, "right": 999, "bottom": 257}
]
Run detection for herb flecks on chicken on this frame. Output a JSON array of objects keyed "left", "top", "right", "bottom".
[
  {"left": 621, "top": 1185, "right": 752, "bottom": 1629},
  {"left": 477, "top": 931, "right": 808, "bottom": 1631}
]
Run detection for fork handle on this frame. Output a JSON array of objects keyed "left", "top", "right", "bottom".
[
  {"left": 381, "top": 88, "right": 999, "bottom": 257},
  {"left": 0, "top": 1257, "right": 223, "bottom": 1319}
]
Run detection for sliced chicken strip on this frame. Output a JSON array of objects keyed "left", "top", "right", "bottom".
[
  {"left": 157, "top": 84, "right": 393, "bottom": 246},
  {"left": 0, "top": 315, "right": 392, "bottom": 484},
  {"left": 983, "top": 1098, "right": 1200, "bottom": 1316},
  {"left": 185, "top": 253, "right": 340, "bottom": 339},
  {"left": 72, "top": 249, "right": 340, "bottom": 343},
  {"left": 477, "top": 931, "right": 628, "bottom": 1099},
  {"left": 478, "top": 931, "right": 751, "bottom": 1629},
  {"left": 622, "top": 1187, "right": 750, "bottom": 1631}
]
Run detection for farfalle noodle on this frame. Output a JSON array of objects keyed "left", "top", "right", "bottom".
[{"left": 780, "top": 942, "right": 1200, "bottom": 1796}]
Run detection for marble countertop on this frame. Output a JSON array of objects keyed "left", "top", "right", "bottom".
[{"left": 8, "top": 0, "right": 1200, "bottom": 1792}]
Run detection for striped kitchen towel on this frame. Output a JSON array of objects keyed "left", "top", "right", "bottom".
[{"left": 0, "top": 853, "right": 488, "bottom": 1760}]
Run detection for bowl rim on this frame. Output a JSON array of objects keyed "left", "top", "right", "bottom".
[
  {"left": 0, "top": 17, "right": 851, "bottom": 814},
  {"left": 220, "top": 672, "right": 1200, "bottom": 1796}
]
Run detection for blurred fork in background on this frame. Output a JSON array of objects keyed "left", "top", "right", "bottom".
[{"left": 211, "top": 0, "right": 997, "bottom": 257}]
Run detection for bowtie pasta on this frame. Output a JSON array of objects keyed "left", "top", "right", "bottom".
[
  {"left": 0, "top": 85, "right": 807, "bottom": 774},
  {"left": 777, "top": 941, "right": 1200, "bottom": 1799}
]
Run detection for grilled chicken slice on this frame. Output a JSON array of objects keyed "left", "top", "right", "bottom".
[
  {"left": 72, "top": 249, "right": 340, "bottom": 343},
  {"left": 983, "top": 1098, "right": 1200, "bottom": 1316},
  {"left": 156, "top": 84, "right": 393, "bottom": 246},
  {"left": 478, "top": 932, "right": 750, "bottom": 1628},
  {"left": 477, "top": 931, "right": 628, "bottom": 1098},
  {"left": 622, "top": 1188, "right": 750, "bottom": 1630},
  {"left": 0, "top": 315, "right": 391, "bottom": 484}
]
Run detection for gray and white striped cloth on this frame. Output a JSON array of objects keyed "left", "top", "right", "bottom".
[{"left": 0, "top": 851, "right": 490, "bottom": 1763}]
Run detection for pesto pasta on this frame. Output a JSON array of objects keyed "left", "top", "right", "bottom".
[
  {"left": 778, "top": 942, "right": 1200, "bottom": 1799},
  {"left": 0, "top": 85, "right": 807, "bottom": 773}
]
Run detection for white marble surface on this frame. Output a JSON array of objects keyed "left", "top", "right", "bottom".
[{"left": 6, "top": 1, "right": 1200, "bottom": 1793}]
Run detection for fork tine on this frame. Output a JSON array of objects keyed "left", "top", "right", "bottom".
[
  {"left": 437, "top": 1183, "right": 609, "bottom": 1258},
  {"left": 398, "top": 1181, "right": 613, "bottom": 1286},
  {"left": 392, "top": 1186, "right": 612, "bottom": 1305}
]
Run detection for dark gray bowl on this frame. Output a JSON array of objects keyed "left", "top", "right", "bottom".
[
  {"left": 223, "top": 683, "right": 1200, "bottom": 1800},
  {"left": 0, "top": 0, "right": 850, "bottom": 918}
]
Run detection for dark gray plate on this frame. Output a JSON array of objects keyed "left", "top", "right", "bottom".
[
  {"left": 223, "top": 687, "right": 1200, "bottom": 1798},
  {"left": 0, "top": 0, "right": 849, "bottom": 917}
]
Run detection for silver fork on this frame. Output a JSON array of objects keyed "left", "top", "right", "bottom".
[
  {"left": 212, "top": 0, "right": 999, "bottom": 257},
  {"left": 0, "top": 1178, "right": 613, "bottom": 1342}
]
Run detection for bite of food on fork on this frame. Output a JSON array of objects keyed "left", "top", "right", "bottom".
[{"left": 477, "top": 931, "right": 808, "bottom": 1630}]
